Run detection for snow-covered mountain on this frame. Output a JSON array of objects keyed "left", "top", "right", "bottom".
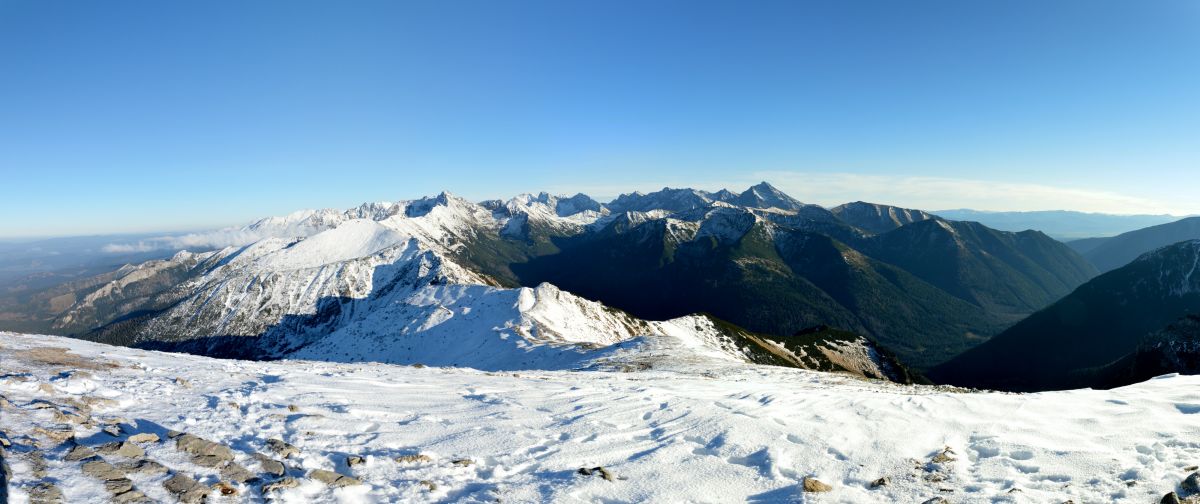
[
  {"left": 58, "top": 187, "right": 912, "bottom": 380},
  {"left": 51, "top": 182, "right": 1093, "bottom": 381},
  {"left": 831, "top": 201, "right": 937, "bottom": 235}
]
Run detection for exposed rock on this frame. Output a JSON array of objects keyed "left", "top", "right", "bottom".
[
  {"left": 118, "top": 459, "right": 168, "bottom": 475},
  {"left": 103, "top": 425, "right": 122, "bottom": 437},
  {"left": 254, "top": 453, "right": 286, "bottom": 477},
  {"left": 287, "top": 404, "right": 299, "bottom": 412},
  {"left": 346, "top": 455, "right": 365, "bottom": 467},
  {"left": 451, "top": 458, "right": 475, "bottom": 467},
  {"left": 921, "top": 498, "right": 950, "bottom": 504},
  {"left": 97, "top": 441, "right": 145, "bottom": 458},
  {"left": 213, "top": 481, "right": 239, "bottom": 496},
  {"left": 578, "top": 466, "right": 615, "bottom": 481},
  {"left": 127, "top": 433, "right": 160, "bottom": 444},
  {"left": 1185, "top": 465, "right": 1199, "bottom": 472},
  {"left": 31, "top": 426, "right": 74, "bottom": 443},
  {"left": 266, "top": 438, "right": 300, "bottom": 459},
  {"left": 1163, "top": 491, "right": 1182, "bottom": 504},
  {"left": 29, "top": 481, "right": 65, "bottom": 504},
  {"left": 174, "top": 377, "right": 191, "bottom": 388},
  {"left": 309, "top": 468, "right": 362, "bottom": 487},
  {"left": 419, "top": 479, "right": 437, "bottom": 491},
  {"left": 81, "top": 459, "right": 134, "bottom": 494},
  {"left": 52, "top": 409, "right": 89, "bottom": 425},
  {"left": 175, "top": 433, "right": 234, "bottom": 466},
  {"left": 64, "top": 444, "right": 98, "bottom": 462},
  {"left": 870, "top": 477, "right": 889, "bottom": 488},
  {"left": 111, "top": 489, "right": 150, "bottom": 503},
  {"left": 262, "top": 477, "right": 300, "bottom": 493},
  {"left": 802, "top": 476, "right": 832, "bottom": 492},
  {"left": 163, "top": 473, "right": 208, "bottom": 503},
  {"left": 930, "top": 447, "right": 956, "bottom": 464},
  {"left": 220, "top": 462, "right": 258, "bottom": 483},
  {"left": 1184, "top": 472, "right": 1200, "bottom": 493},
  {"left": 395, "top": 453, "right": 433, "bottom": 464}
]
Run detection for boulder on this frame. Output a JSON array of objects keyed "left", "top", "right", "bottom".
[
  {"left": 802, "top": 476, "right": 832, "bottom": 493},
  {"left": 395, "top": 453, "right": 432, "bottom": 464},
  {"left": 266, "top": 438, "right": 300, "bottom": 459},
  {"left": 163, "top": 473, "right": 208, "bottom": 503},
  {"left": 309, "top": 468, "right": 362, "bottom": 487}
]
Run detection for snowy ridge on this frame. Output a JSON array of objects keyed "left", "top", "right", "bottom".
[{"left": 4, "top": 333, "right": 1200, "bottom": 503}]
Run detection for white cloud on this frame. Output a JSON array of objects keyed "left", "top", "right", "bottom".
[{"left": 101, "top": 228, "right": 277, "bottom": 254}]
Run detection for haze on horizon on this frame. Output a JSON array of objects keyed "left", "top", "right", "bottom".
[{"left": 1, "top": 0, "right": 1197, "bottom": 238}]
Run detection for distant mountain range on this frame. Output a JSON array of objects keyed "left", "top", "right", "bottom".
[
  {"left": 1067, "top": 217, "right": 1200, "bottom": 273},
  {"left": 933, "top": 209, "right": 1182, "bottom": 240},
  {"left": 22, "top": 183, "right": 1200, "bottom": 390},
  {"left": 24, "top": 182, "right": 1098, "bottom": 377}
]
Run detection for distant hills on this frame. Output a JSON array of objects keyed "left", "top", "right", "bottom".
[
  {"left": 1068, "top": 217, "right": 1200, "bottom": 273},
  {"left": 933, "top": 209, "right": 1181, "bottom": 240}
]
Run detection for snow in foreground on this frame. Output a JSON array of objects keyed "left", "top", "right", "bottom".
[{"left": 2, "top": 333, "right": 1200, "bottom": 503}]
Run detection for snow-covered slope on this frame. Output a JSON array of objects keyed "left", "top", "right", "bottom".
[{"left": 3, "top": 333, "right": 1200, "bottom": 503}]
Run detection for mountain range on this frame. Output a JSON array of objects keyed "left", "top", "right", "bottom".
[
  {"left": 931, "top": 239, "right": 1200, "bottom": 390},
  {"left": 933, "top": 209, "right": 1182, "bottom": 240},
  {"left": 1068, "top": 216, "right": 1200, "bottom": 273},
  {"left": 34, "top": 182, "right": 1100, "bottom": 379}
]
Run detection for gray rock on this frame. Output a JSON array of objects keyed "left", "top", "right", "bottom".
[
  {"left": 81, "top": 459, "right": 133, "bottom": 494},
  {"left": 266, "top": 438, "right": 300, "bottom": 459},
  {"left": 29, "top": 481, "right": 64, "bottom": 504},
  {"left": 870, "top": 477, "right": 889, "bottom": 488},
  {"left": 921, "top": 498, "right": 950, "bottom": 504},
  {"left": 118, "top": 460, "right": 168, "bottom": 475},
  {"left": 309, "top": 468, "right": 362, "bottom": 487},
  {"left": 262, "top": 477, "right": 300, "bottom": 493},
  {"left": 111, "top": 489, "right": 150, "bottom": 503},
  {"left": 97, "top": 441, "right": 145, "bottom": 458},
  {"left": 346, "top": 455, "right": 365, "bottom": 467},
  {"left": 175, "top": 433, "right": 234, "bottom": 466},
  {"left": 254, "top": 453, "right": 286, "bottom": 477},
  {"left": 220, "top": 462, "right": 259, "bottom": 483},
  {"left": 163, "top": 473, "right": 208, "bottom": 503},
  {"left": 451, "top": 458, "right": 475, "bottom": 467},
  {"left": 419, "top": 480, "right": 437, "bottom": 492},
  {"left": 64, "top": 444, "right": 98, "bottom": 462},
  {"left": 395, "top": 454, "right": 432, "bottom": 464},
  {"left": 1162, "top": 491, "right": 1182, "bottom": 504},
  {"left": 802, "top": 476, "right": 832, "bottom": 493}
]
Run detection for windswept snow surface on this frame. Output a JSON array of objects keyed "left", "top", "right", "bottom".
[{"left": 4, "top": 334, "right": 1200, "bottom": 503}]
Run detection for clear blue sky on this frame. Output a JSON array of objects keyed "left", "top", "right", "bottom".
[{"left": 1, "top": 0, "right": 1197, "bottom": 237}]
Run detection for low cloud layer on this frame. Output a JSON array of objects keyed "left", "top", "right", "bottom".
[{"left": 101, "top": 228, "right": 274, "bottom": 254}]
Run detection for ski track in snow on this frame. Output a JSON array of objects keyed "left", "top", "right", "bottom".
[{"left": 3, "top": 333, "right": 1200, "bottom": 503}]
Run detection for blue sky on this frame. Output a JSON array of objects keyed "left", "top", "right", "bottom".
[{"left": 1, "top": 0, "right": 1197, "bottom": 237}]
